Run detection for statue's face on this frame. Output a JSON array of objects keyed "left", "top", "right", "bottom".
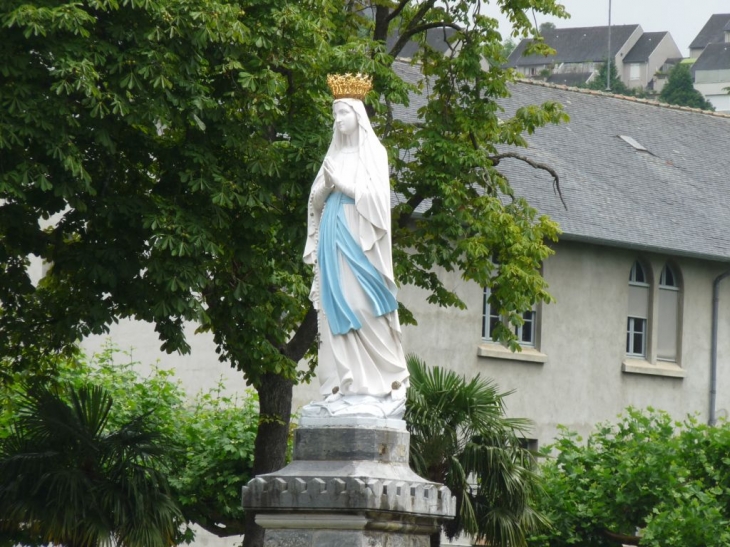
[{"left": 334, "top": 102, "right": 358, "bottom": 136}]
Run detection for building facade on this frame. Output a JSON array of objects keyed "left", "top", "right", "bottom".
[
  {"left": 689, "top": 14, "right": 730, "bottom": 111},
  {"left": 507, "top": 25, "right": 681, "bottom": 92},
  {"left": 393, "top": 77, "right": 730, "bottom": 445}
]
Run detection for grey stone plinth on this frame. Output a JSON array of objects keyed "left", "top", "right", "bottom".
[
  {"left": 294, "top": 426, "right": 409, "bottom": 463},
  {"left": 242, "top": 425, "right": 454, "bottom": 546}
]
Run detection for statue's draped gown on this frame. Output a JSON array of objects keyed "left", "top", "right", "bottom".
[{"left": 304, "top": 99, "right": 408, "bottom": 398}]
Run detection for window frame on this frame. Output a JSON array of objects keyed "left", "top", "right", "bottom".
[
  {"left": 482, "top": 287, "right": 538, "bottom": 348},
  {"left": 657, "top": 263, "right": 682, "bottom": 363},
  {"left": 626, "top": 261, "right": 650, "bottom": 358},
  {"left": 626, "top": 316, "right": 647, "bottom": 357},
  {"left": 624, "top": 259, "right": 684, "bottom": 369}
]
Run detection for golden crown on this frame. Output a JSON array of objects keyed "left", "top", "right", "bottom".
[{"left": 327, "top": 73, "right": 373, "bottom": 100}]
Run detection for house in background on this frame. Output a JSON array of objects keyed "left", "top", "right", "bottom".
[
  {"left": 621, "top": 32, "right": 681, "bottom": 91},
  {"left": 688, "top": 13, "right": 730, "bottom": 58},
  {"left": 689, "top": 14, "right": 730, "bottom": 112},
  {"left": 506, "top": 25, "right": 681, "bottom": 92},
  {"left": 392, "top": 65, "right": 730, "bottom": 445},
  {"left": 693, "top": 43, "right": 730, "bottom": 112}
]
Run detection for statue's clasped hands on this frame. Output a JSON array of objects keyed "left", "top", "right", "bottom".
[{"left": 323, "top": 158, "right": 341, "bottom": 191}]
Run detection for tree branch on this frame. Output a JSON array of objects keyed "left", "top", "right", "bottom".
[
  {"left": 280, "top": 305, "right": 317, "bottom": 363},
  {"left": 374, "top": 6, "right": 390, "bottom": 42},
  {"left": 386, "top": 0, "right": 436, "bottom": 58},
  {"left": 396, "top": 194, "right": 424, "bottom": 229},
  {"left": 386, "top": 0, "right": 411, "bottom": 23},
  {"left": 488, "top": 151, "right": 567, "bottom": 209},
  {"left": 388, "top": 21, "right": 462, "bottom": 58}
]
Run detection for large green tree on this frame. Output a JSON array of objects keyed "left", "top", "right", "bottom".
[
  {"left": 660, "top": 63, "right": 714, "bottom": 110},
  {"left": 528, "top": 409, "right": 730, "bottom": 547},
  {"left": 0, "top": 1, "right": 568, "bottom": 543}
]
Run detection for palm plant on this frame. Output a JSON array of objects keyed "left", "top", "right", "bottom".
[
  {"left": 0, "top": 382, "right": 183, "bottom": 547},
  {"left": 405, "top": 354, "right": 548, "bottom": 547}
]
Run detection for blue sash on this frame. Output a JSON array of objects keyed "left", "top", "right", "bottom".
[{"left": 318, "top": 192, "right": 398, "bottom": 335}]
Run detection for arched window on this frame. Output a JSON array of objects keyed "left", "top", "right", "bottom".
[
  {"left": 627, "top": 261, "right": 650, "bottom": 357},
  {"left": 657, "top": 263, "right": 681, "bottom": 362}
]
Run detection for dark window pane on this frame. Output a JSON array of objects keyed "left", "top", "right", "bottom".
[
  {"left": 489, "top": 317, "right": 500, "bottom": 337},
  {"left": 631, "top": 262, "right": 645, "bottom": 283},
  {"left": 521, "top": 311, "right": 535, "bottom": 343},
  {"left": 662, "top": 265, "right": 676, "bottom": 287},
  {"left": 634, "top": 332, "right": 643, "bottom": 354}
]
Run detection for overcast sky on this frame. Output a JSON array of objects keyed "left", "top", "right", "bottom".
[{"left": 488, "top": 0, "right": 730, "bottom": 57}]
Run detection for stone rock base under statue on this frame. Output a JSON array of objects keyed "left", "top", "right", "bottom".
[{"left": 241, "top": 416, "right": 455, "bottom": 546}]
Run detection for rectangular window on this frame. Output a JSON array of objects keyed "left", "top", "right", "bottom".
[
  {"left": 483, "top": 288, "right": 537, "bottom": 347},
  {"left": 627, "top": 317, "right": 646, "bottom": 356},
  {"left": 516, "top": 310, "right": 536, "bottom": 346},
  {"left": 630, "top": 63, "right": 641, "bottom": 80},
  {"left": 482, "top": 289, "right": 501, "bottom": 341}
]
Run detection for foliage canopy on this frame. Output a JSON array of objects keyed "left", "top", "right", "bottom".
[
  {"left": 0, "top": 346, "right": 260, "bottom": 543},
  {"left": 1, "top": 0, "right": 567, "bottom": 378},
  {"left": 660, "top": 63, "right": 714, "bottom": 110},
  {"left": 0, "top": 381, "right": 182, "bottom": 547},
  {"left": 528, "top": 408, "right": 730, "bottom": 547}
]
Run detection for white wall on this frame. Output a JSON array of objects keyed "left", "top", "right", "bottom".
[{"left": 396, "top": 241, "right": 730, "bottom": 444}]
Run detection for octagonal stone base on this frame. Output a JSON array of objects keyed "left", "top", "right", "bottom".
[{"left": 242, "top": 419, "right": 454, "bottom": 546}]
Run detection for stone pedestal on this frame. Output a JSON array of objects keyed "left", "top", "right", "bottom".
[{"left": 242, "top": 417, "right": 455, "bottom": 547}]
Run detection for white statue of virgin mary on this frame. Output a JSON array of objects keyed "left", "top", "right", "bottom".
[{"left": 302, "top": 74, "right": 408, "bottom": 416}]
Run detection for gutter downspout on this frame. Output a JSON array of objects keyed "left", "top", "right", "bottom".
[
  {"left": 606, "top": 0, "right": 612, "bottom": 91},
  {"left": 710, "top": 270, "right": 730, "bottom": 425}
]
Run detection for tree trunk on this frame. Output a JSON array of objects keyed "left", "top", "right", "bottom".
[
  {"left": 430, "top": 530, "right": 441, "bottom": 547},
  {"left": 242, "top": 372, "right": 294, "bottom": 547}
]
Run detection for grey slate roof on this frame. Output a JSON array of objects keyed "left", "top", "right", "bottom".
[
  {"left": 507, "top": 25, "right": 640, "bottom": 68},
  {"left": 391, "top": 60, "right": 730, "bottom": 262},
  {"left": 689, "top": 14, "right": 730, "bottom": 50},
  {"left": 693, "top": 42, "right": 730, "bottom": 72},
  {"left": 623, "top": 32, "right": 668, "bottom": 63},
  {"left": 495, "top": 84, "right": 730, "bottom": 261}
]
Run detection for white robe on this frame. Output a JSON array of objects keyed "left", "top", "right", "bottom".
[{"left": 303, "top": 100, "right": 408, "bottom": 398}]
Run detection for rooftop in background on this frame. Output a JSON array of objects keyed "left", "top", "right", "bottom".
[
  {"left": 689, "top": 13, "right": 730, "bottom": 50},
  {"left": 623, "top": 32, "right": 670, "bottom": 63},
  {"left": 392, "top": 60, "right": 730, "bottom": 262},
  {"left": 506, "top": 25, "right": 640, "bottom": 67},
  {"left": 693, "top": 42, "right": 730, "bottom": 71}
]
